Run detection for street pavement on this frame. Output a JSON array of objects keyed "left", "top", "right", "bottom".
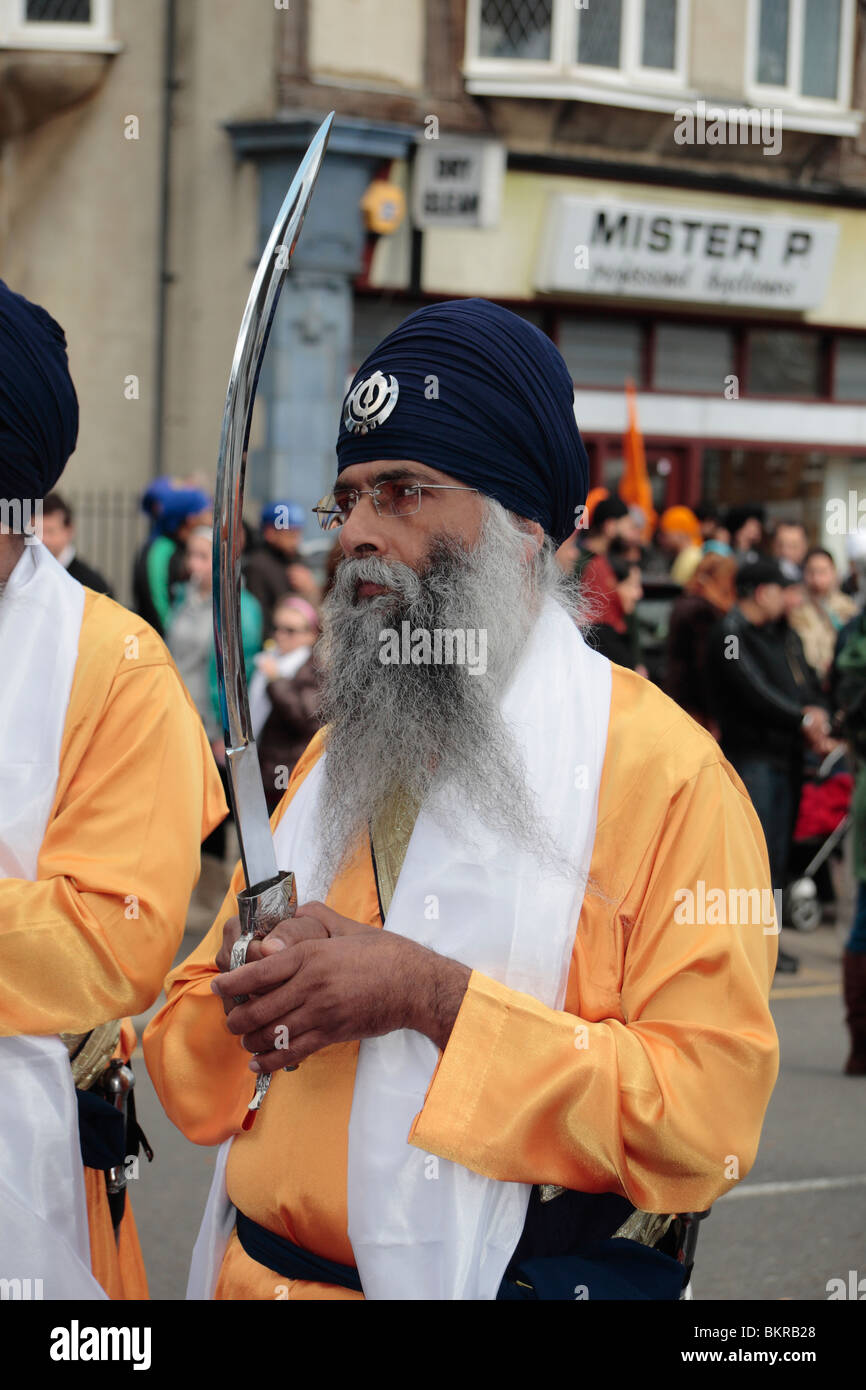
[{"left": 127, "top": 862, "right": 865, "bottom": 1302}]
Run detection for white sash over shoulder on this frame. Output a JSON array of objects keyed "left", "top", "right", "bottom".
[
  {"left": 0, "top": 542, "right": 105, "bottom": 1299},
  {"left": 190, "top": 597, "right": 611, "bottom": 1299}
]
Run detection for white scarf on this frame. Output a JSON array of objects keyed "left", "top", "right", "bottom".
[
  {"left": 248, "top": 644, "right": 313, "bottom": 740},
  {"left": 189, "top": 597, "right": 611, "bottom": 1299},
  {"left": 0, "top": 542, "right": 106, "bottom": 1299}
]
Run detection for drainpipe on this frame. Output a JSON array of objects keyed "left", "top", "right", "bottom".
[{"left": 152, "top": 0, "right": 177, "bottom": 478}]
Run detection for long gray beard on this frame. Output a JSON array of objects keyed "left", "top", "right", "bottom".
[{"left": 310, "top": 500, "right": 586, "bottom": 896}]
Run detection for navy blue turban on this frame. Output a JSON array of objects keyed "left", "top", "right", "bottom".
[
  {"left": 335, "top": 298, "right": 588, "bottom": 545},
  {"left": 0, "top": 280, "right": 78, "bottom": 502}
]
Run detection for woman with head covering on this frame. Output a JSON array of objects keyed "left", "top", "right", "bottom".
[
  {"left": 665, "top": 552, "right": 738, "bottom": 731},
  {"left": 789, "top": 547, "right": 857, "bottom": 682}
]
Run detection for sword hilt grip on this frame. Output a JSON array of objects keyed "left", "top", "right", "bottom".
[
  {"left": 234, "top": 870, "right": 300, "bottom": 1098},
  {"left": 238, "top": 869, "right": 297, "bottom": 939}
]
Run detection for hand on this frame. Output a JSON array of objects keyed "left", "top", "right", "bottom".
[
  {"left": 213, "top": 902, "right": 375, "bottom": 1016},
  {"left": 813, "top": 733, "right": 842, "bottom": 759},
  {"left": 802, "top": 705, "right": 831, "bottom": 752},
  {"left": 257, "top": 655, "right": 280, "bottom": 681},
  {"left": 211, "top": 904, "right": 471, "bottom": 1069}
]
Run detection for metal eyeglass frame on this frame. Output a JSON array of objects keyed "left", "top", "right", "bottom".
[{"left": 312, "top": 482, "right": 480, "bottom": 531}]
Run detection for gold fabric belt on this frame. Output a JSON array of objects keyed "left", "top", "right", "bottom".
[
  {"left": 61, "top": 1021, "right": 122, "bottom": 1090},
  {"left": 369, "top": 786, "right": 421, "bottom": 918}
]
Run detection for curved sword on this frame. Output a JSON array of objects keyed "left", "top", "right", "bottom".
[
  {"left": 213, "top": 111, "right": 333, "bottom": 894},
  {"left": 212, "top": 112, "right": 333, "bottom": 1119}
]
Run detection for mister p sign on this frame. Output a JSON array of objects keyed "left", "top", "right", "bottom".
[{"left": 536, "top": 195, "right": 839, "bottom": 310}]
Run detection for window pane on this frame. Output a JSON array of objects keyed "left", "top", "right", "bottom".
[
  {"left": 801, "top": 0, "right": 841, "bottom": 98},
  {"left": 577, "top": 0, "right": 623, "bottom": 68},
  {"left": 26, "top": 0, "right": 92, "bottom": 18},
  {"left": 654, "top": 324, "right": 735, "bottom": 393},
  {"left": 749, "top": 330, "right": 821, "bottom": 397},
  {"left": 479, "top": 0, "right": 553, "bottom": 60},
  {"left": 558, "top": 317, "right": 642, "bottom": 388},
  {"left": 757, "top": 0, "right": 788, "bottom": 85},
  {"left": 834, "top": 337, "right": 866, "bottom": 401},
  {"left": 642, "top": 0, "right": 677, "bottom": 70},
  {"left": 351, "top": 298, "right": 427, "bottom": 373}
]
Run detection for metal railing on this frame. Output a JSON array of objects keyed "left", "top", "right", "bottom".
[{"left": 64, "top": 488, "right": 149, "bottom": 610}]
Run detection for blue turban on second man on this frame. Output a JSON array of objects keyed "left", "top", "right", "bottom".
[
  {"left": 0, "top": 280, "right": 79, "bottom": 502},
  {"left": 336, "top": 299, "right": 588, "bottom": 545}
]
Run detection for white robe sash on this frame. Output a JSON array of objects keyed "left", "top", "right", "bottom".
[{"left": 0, "top": 543, "right": 104, "bottom": 1299}]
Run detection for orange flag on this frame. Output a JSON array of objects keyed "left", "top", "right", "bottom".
[{"left": 619, "top": 380, "right": 656, "bottom": 541}]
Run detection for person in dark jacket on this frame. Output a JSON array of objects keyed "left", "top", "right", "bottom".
[
  {"left": 243, "top": 501, "right": 319, "bottom": 639},
  {"left": 666, "top": 552, "right": 737, "bottom": 730},
  {"left": 707, "top": 560, "right": 833, "bottom": 973},
  {"left": 39, "top": 492, "right": 114, "bottom": 596},
  {"left": 252, "top": 595, "right": 322, "bottom": 813}
]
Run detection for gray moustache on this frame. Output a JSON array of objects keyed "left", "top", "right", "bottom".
[{"left": 332, "top": 556, "right": 422, "bottom": 606}]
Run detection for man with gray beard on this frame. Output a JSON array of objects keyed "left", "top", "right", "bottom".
[
  {"left": 313, "top": 499, "right": 578, "bottom": 896},
  {"left": 146, "top": 299, "right": 779, "bottom": 1302}
]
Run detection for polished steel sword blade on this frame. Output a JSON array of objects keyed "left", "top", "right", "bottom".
[{"left": 213, "top": 111, "right": 333, "bottom": 893}]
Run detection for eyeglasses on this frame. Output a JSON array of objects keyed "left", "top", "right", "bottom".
[
  {"left": 274, "top": 624, "right": 310, "bottom": 636},
  {"left": 312, "top": 480, "right": 479, "bottom": 531}
]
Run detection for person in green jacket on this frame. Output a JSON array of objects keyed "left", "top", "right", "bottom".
[{"left": 133, "top": 485, "right": 211, "bottom": 636}]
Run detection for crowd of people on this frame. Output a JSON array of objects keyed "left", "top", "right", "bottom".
[
  {"left": 566, "top": 493, "right": 866, "bottom": 1058},
  {"left": 126, "top": 479, "right": 330, "bottom": 853}
]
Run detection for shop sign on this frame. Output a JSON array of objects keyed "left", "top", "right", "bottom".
[
  {"left": 413, "top": 140, "right": 505, "bottom": 229},
  {"left": 536, "top": 195, "right": 839, "bottom": 309}
]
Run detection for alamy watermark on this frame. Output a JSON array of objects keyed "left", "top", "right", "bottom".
[
  {"left": 0, "top": 497, "right": 42, "bottom": 544},
  {"left": 0, "top": 1277, "right": 43, "bottom": 1299},
  {"left": 674, "top": 881, "right": 781, "bottom": 935},
  {"left": 826, "top": 492, "right": 866, "bottom": 536},
  {"left": 379, "top": 622, "right": 487, "bottom": 677},
  {"left": 674, "top": 100, "right": 782, "bottom": 157}
]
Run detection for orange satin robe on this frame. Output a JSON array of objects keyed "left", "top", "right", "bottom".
[
  {"left": 144, "top": 665, "right": 780, "bottom": 1301},
  {"left": 0, "top": 589, "right": 228, "bottom": 1299}
]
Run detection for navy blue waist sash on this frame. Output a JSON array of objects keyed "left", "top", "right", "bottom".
[
  {"left": 234, "top": 1208, "right": 685, "bottom": 1300},
  {"left": 236, "top": 1211, "right": 364, "bottom": 1293}
]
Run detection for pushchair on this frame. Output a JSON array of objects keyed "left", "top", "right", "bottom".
[{"left": 785, "top": 744, "right": 853, "bottom": 932}]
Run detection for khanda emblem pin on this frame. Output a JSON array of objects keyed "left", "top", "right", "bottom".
[{"left": 343, "top": 369, "right": 399, "bottom": 436}]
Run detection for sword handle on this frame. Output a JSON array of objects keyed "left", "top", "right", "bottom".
[
  {"left": 233, "top": 870, "right": 299, "bottom": 1122},
  {"left": 238, "top": 868, "right": 298, "bottom": 939}
]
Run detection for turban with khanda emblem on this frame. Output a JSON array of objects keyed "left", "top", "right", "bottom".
[
  {"left": 335, "top": 298, "right": 589, "bottom": 546},
  {"left": 0, "top": 280, "right": 79, "bottom": 503}
]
